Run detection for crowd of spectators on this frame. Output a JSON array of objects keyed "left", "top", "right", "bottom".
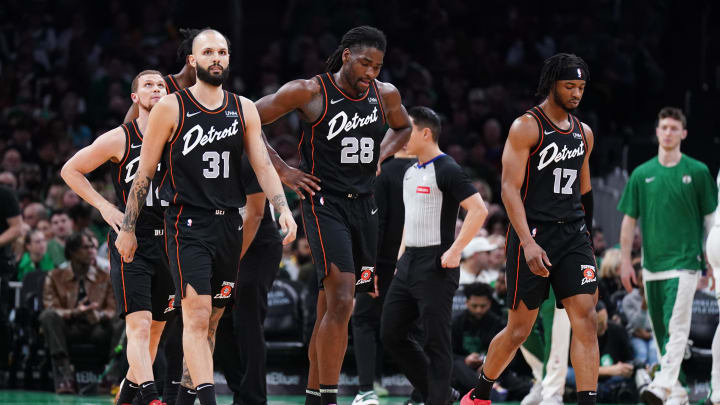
[{"left": 0, "top": 0, "right": 717, "bottom": 397}]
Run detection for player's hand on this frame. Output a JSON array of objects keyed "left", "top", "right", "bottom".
[
  {"left": 619, "top": 258, "right": 637, "bottom": 293},
  {"left": 523, "top": 240, "right": 550, "bottom": 277},
  {"left": 277, "top": 210, "right": 297, "bottom": 245},
  {"left": 368, "top": 274, "right": 380, "bottom": 298},
  {"left": 612, "top": 362, "right": 634, "bottom": 377},
  {"left": 441, "top": 246, "right": 462, "bottom": 268},
  {"left": 115, "top": 230, "right": 137, "bottom": 262},
  {"left": 279, "top": 166, "right": 321, "bottom": 200},
  {"left": 100, "top": 202, "right": 124, "bottom": 233}
]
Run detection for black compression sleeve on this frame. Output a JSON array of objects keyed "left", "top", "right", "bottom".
[{"left": 581, "top": 189, "right": 594, "bottom": 238}]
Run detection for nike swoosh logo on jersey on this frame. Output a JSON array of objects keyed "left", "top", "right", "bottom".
[
  {"left": 142, "top": 382, "right": 153, "bottom": 388},
  {"left": 580, "top": 223, "right": 586, "bottom": 231},
  {"left": 330, "top": 98, "right": 344, "bottom": 105},
  {"left": 130, "top": 143, "right": 141, "bottom": 149},
  {"left": 645, "top": 177, "right": 655, "bottom": 183},
  {"left": 371, "top": 208, "right": 378, "bottom": 215},
  {"left": 186, "top": 111, "right": 201, "bottom": 117},
  {"left": 544, "top": 130, "right": 555, "bottom": 135},
  {"left": 238, "top": 224, "right": 243, "bottom": 231}
]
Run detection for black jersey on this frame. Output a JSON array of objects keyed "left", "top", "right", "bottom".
[
  {"left": 163, "top": 74, "right": 181, "bottom": 94},
  {"left": 376, "top": 157, "right": 415, "bottom": 265},
  {"left": 298, "top": 73, "right": 387, "bottom": 195},
  {"left": 522, "top": 106, "right": 588, "bottom": 222},
  {"left": 241, "top": 154, "right": 281, "bottom": 244},
  {"left": 159, "top": 88, "right": 247, "bottom": 210},
  {"left": 110, "top": 119, "right": 167, "bottom": 236}
]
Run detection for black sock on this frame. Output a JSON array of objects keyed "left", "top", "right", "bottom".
[
  {"left": 359, "top": 384, "right": 373, "bottom": 392},
  {"left": 577, "top": 391, "right": 597, "bottom": 405},
  {"left": 164, "top": 380, "right": 181, "bottom": 405},
  {"left": 320, "top": 384, "right": 338, "bottom": 405},
  {"left": 176, "top": 386, "right": 197, "bottom": 405},
  {"left": 195, "top": 383, "right": 217, "bottom": 405},
  {"left": 305, "top": 388, "right": 321, "bottom": 405},
  {"left": 471, "top": 370, "right": 495, "bottom": 400},
  {"left": 116, "top": 378, "right": 140, "bottom": 405},
  {"left": 139, "top": 381, "right": 159, "bottom": 404}
]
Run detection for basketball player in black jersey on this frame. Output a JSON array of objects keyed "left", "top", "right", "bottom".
[
  {"left": 115, "top": 29, "right": 297, "bottom": 405},
  {"left": 462, "top": 53, "right": 598, "bottom": 405},
  {"left": 255, "top": 26, "right": 411, "bottom": 405},
  {"left": 123, "top": 28, "right": 197, "bottom": 123},
  {"left": 62, "top": 70, "right": 172, "bottom": 405}
]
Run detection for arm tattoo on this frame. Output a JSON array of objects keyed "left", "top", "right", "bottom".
[
  {"left": 270, "top": 194, "right": 288, "bottom": 211},
  {"left": 121, "top": 175, "right": 151, "bottom": 232}
]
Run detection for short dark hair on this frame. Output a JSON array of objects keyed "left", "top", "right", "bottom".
[
  {"left": 408, "top": 106, "right": 441, "bottom": 142},
  {"left": 536, "top": 53, "right": 589, "bottom": 99},
  {"left": 64, "top": 232, "right": 88, "bottom": 260},
  {"left": 131, "top": 69, "right": 162, "bottom": 93},
  {"left": 464, "top": 282, "right": 493, "bottom": 300},
  {"left": 325, "top": 26, "right": 387, "bottom": 73},
  {"left": 657, "top": 106, "right": 687, "bottom": 129},
  {"left": 50, "top": 209, "right": 70, "bottom": 221}
]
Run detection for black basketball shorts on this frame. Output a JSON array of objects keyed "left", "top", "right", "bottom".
[
  {"left": 109, "top": 230, "right": 175, "bottom": 321},
  {"left": 300, "top": 191, "right": 378, "bottom": 294},
  {"left": 164, "top": 205, "right": 243, "bottom": 308},
  {"left": 505, "top": 218, "right": 597, "bottom": 310}
]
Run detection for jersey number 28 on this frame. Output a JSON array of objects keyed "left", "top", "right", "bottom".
[{"left": 340, "top": 137, "right": 374, "bottom": 164}]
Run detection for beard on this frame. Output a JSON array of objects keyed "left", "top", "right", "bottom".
[
  {"left": 553, "top": 90, "right": 578, "bottom": 114},
  {"left": 197, "top": 63, "right": 229, "bottom": 87}
]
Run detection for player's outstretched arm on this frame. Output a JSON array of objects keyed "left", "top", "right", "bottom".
[
  {"left": 242, "top": 97, "right": 297, "bottom": 245},
  {"left": 255, "top": 79, "right": 322, "bottom": 198},
  {"left": 61, "top": 127, "right": 127, "bottom": 232},
  {"left": 502, "top": 115, "right": 551, "bottom": 277},
  {"left": 441, "top": 194, "right": 489, "bottom": 268},
  {"left": 116, "top": 94, "right": 177, "bottom": 262},
  {"left": 377, "top": 82, "right": 411, "bottom": 173}
]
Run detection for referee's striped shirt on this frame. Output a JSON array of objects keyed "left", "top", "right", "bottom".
[{"left": 403, "top": 154, "right": 477, "bottom": 248}]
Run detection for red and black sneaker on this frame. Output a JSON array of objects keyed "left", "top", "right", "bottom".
[{"left": 460, "top": 389, "right": 491, "bottom": 405}]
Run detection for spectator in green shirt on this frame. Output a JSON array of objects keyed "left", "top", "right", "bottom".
[
  {"left": 17, "top": 229, "right": 54, "bottom": 281},
  {"left": 617, "top": 107, "right": 718, "bottom": 405}
]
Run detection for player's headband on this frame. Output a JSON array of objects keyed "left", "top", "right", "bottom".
[{"left": 557, "top": 67, "right": 589, "bottom": 81}]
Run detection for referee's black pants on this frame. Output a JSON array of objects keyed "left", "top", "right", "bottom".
[
  {"left": 215, "top": 238, "right": 282, "bottom": 405},
  {"left": 381, "top": 246, "right": 459, "bottom": 405},
  {"left": 351, "top": 261, "right": 394, "bottom": 390}
]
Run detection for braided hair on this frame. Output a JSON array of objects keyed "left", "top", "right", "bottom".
[
  {"left": 177, "top": 28, "right": 201, "bottom": 63},
  {"left": 177, "top": 27, "right": 232, "bottom": 62},
  {"left": 325, "top": 26, "right": 387, "bottom": 73},
  {"left": 535, "top": 53, "right": 589, "bottom": 99}
]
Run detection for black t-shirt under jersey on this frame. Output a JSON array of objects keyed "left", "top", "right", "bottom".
[
  {"left": 240, "top": 155, "right": 280, "bottom": 245},
  {"left": 375, "top": 157, "right": 416, "bottom": 266}
]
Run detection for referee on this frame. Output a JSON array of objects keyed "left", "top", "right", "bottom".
[{"left": 381, "top": 106, "right": 488, "bottom": 405}]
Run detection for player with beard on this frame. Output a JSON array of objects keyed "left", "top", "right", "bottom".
[
  {"left": 115, "top": 28, "right": 297, "bottom": 405},
  {"left": 124, "top": 28, "right": 198, "bottom": 123},
  {"left": 255, "top": 25, "right": 411, "bottom": 405},
  {"left": 462, "top": 53, "right": 599, "bottom": 405},
  {"left": 61, "top": 70, "right": 172, "bottom": 405}
]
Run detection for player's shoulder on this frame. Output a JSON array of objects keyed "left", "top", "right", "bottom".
[
  {"left": 374, "top": 79, "right": 399, "bottom": 96},
  {"left": 507, "top": 112, "right": 541, "bottom": 145},
  {"left": 681, "top": 154, "right": 711, "bottom": 173},
  {"left": 155, "top": 92, "right": 180, "bottom": 112}
]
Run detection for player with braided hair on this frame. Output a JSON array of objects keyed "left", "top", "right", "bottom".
[
  {"left": 255, "top": 25, "right": 411, "bottom": 405},
  {"left": 462, "top": 53, "right": 599, "bottom": 405}
]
